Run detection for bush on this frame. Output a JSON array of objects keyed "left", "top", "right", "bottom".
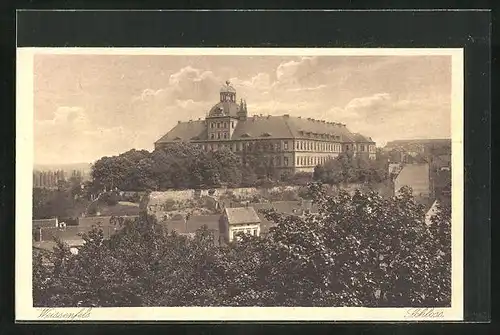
[{"left": 99, "top": 192, "right": 119, "bottom": 206}]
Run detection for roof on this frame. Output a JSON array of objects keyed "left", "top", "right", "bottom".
[
  {"left": 385, "top": 138, "right": 451, "bottom": 149},
  {"left": 232, "top": 115, "right": 294, "bottom": 139},
  {"left": 208, "top": 101, "right": 241, "bottom": 118},
  {"left": 395, "top": 163, "right": 430, "bottom": 194},
  {"left": 164, "top": 214, "right": 221, "bottom": 234},
  {"left": 156, "top": 114, "right": 374, "bottom": 144},
  {"left": 155, "top": 120, "right": 207, "bottom": 144},
  {"left": 77, "top": 215, "right": 139, "bottom": 227},
  {"left": 432, "top": 154, "right": 451, "bottom": 167},
  {"left": 224, "top": 207, "right": 261, "bottom": 225}
]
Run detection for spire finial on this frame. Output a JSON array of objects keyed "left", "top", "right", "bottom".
[{"left": 225, "top": 80, "right": 231, "bottom": 86}]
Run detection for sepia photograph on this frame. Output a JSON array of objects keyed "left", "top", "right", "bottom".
[{"left": 16, "top": 48, "right": 464, "bottom": 321}]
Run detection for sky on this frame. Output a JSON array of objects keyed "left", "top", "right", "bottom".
[{"left": 33, "top": 53, "right": 452, "bottom": 165}]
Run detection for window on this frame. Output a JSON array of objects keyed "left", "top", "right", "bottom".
[
  {"left": 217, "top": 133, "right": 221, "bottom": 139},
  {"left": 210, "top": 133, "right": 215, "bottom": 139},
  {"left": 253, "top": 229, "right": 257, "bottom": 236},
  {"left": 300, "top": 141, "right": 303, "bottom": 150},
  {"left": 210, "top": 123, "right": 214, "bottom": 129},
  {"left": 223, "top": 132, "right": 228, "bottom": 139},
  {"left": 296, "top": 141, "right": 299, "bottom": 149},
  {"left": 276, "top": 156, "right": 281, "bottom": 166},
  {"left": 296, "top": 156, "right": 300, "bottom": 165},
  {"left": 217, "top": 122, "right": 221, "bottom": 128},
  {"left": 284, "top": 141, "right": 288, "bottom": 150},
  {"left": 231, "top": 121, "right": 235, "bottom": 128},
  {"left": 224, "top": 122, "right": 228, "bottom": 128}
]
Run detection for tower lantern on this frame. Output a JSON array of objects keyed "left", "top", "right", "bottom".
[{"left": 220, "top": 80, "right": 236, "bottom": 102}]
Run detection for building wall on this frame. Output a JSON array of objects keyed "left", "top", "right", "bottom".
[
  {"left": 207, "top": 117, "right": 239, "bottom": 140},
  {"left": 229, "top": 222, "right": 260, "bottom": 242}
]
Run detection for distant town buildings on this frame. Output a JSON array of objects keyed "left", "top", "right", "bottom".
[
  {"left": 33, "top": 169, "right": 89, "bottom": 189},
  {"left": 155, "top": 81, "right": 376, "bottom": 175}
]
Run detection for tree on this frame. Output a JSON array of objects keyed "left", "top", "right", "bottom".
[
  {"left": 33, "top": 184, "right": 451, "bottom": 307},
  {"left": 314, "top": 152, "right": 387, "bottom": 185}
]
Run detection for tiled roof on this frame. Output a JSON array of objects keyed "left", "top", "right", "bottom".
[
  {"left": 157, "top": 115, "right": 374, "bottom": 144},
  {"left": 232, "top": 115, "right": 294, "bottom": 139},
  {"left": 155, "top": 120, "right": 207, "bottom": 144},
  {"left": 224, "top": 207, "right": 261, "bottom": 225}
]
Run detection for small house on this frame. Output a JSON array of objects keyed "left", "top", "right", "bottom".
[{"left": 221, "top": 207, "right": 261, "bottom": 242}]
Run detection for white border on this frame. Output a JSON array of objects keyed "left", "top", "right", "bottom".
[{"left": 16, "top": 47, "right": 464, "bottom": 321}]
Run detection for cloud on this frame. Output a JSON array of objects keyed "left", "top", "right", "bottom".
[
  {"left": 286, "top": 84, "right": 327, "bottom": 92},
  {"left": 326, "top": 93, "right": 451, "bottom": 144},
  {"left": 276, "top": 56, "right": 319, "bottom": 84},
  {"left": 34, "top": 106, "right": 134, "bottom": 164}
]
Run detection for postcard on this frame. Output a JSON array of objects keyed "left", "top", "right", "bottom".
[{"left": 17, "top": 47, "right": 464, "bottom": 321}]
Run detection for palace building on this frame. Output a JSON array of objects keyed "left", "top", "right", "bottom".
[{"left": 155, "top": 81, "right": 376, "bottom": 175}]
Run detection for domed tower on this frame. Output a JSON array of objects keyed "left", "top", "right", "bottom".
[{"left": 206, "top": 80, "right": 247, "bottom": 141}]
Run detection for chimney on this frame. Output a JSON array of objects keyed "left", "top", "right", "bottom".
[
  {"left": 283, "top": 114, "right": 290, "bottom": 118},
  {"left": 177, "top": 121, "right": 181, "bottom": 124},
  {"left": 267, "top": 115, "right": 270, "bottom": 119},
  {"left": 198, "top": 117, "right": 201, "bottom": 121}
]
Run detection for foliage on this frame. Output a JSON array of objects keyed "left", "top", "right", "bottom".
[
  {"left": 34, "top": 184, "right": 451, "bottom": 307},
  {"left": 90, "top": 145, "right": 244, "bottom": 192},
  {"left": 33, "top": 183, "right": 89, "bottom": 220},
  {"left": 313, "top": 152, "right": 388, "bottom": 185}
]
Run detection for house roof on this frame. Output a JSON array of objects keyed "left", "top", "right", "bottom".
[
  {"left": 164, "top": 214, "right": 221, "bottom": 234},
  {"left": 395, "top": 163, "right": 430, "bottom": 193},
  {"left": 156, "top": 115, "right": 374, "bottom": 144},
  {"left": 224, "top": 207, "right": 261, "bottom": 225}
]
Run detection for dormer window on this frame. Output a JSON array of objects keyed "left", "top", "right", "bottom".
[
  {"left": 261, "top": 132, "right": 271, "bottom": 137},
  {"left": 240, "top": 133, "right": 251, "bottom": 138}
]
